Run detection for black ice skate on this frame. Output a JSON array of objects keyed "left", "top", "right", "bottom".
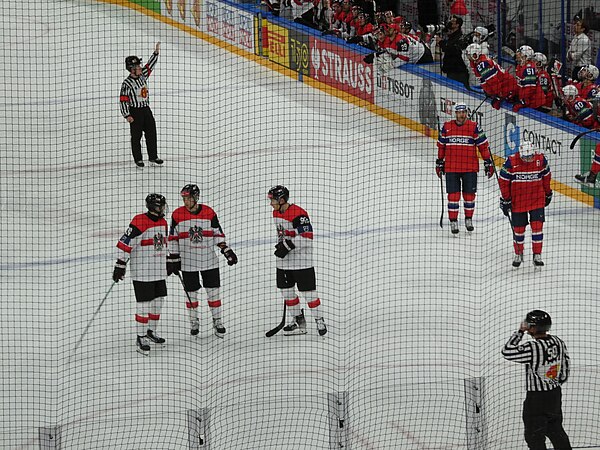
[
  {"left": 190, "top": 318, "right": 200, "bottom": 336},
  {"left": 315, "top": 317, "right": 328, "bottom": 336},
  {"left": 450, "top": 220, "right": 459, "bottom": 235},
  {"left": 284, "top": 313, "right": 307, "bottom": 336},
  {"left": 533, "top": 254, "right": 544, "bottom": 269},
  {"left": 135, "top": 160, "right": 145, "bottom": 168},
  {"left": 213, "top": 318, "right": 226, "bottom": 338},
  {"left": 136, "top": 335, "right": 150, "bottom": 356},
  {"left": 146, "top": 330, "right": 166, "bottom": 346},
  {"left": 574, "top": 172, "right": 597, "bottom": 187},
  {"left": 465, "top": 218, "right": 474, "bottom": 233},
  {"left": 149, "top": 158, "right": 164, "bottom": 166},
  {"left": 512, "top": 254, "right": 524, "bottom": 268}
]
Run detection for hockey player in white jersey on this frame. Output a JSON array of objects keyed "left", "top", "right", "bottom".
[
  {"left": 268, "top": 185, "right": 327, "bottom": 336},
  {"left": 167, "top": 184, "right": 237, "bottom": 338},
  {"left": 113, "top": 194, "right": 169, "bottom": 355}
]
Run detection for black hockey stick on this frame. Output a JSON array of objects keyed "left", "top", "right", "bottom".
[
  {"left": 265, "top": 302, "right": 286, "bottom": 337},
  {"left": 176, "top": 272, "right": 194, "bottom": 304},
  {"left": 468, "top": 95, "right": 489, "bottom": 120},
  {"left": 570, "top": 128, "right": 600, "bottom": 149},
  {"left": 439, "top": 176, "right": 445, "bottom": 228}
]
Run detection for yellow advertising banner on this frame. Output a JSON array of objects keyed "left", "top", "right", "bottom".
[{"left": 265, "top": 22, "right": 289, "bottom": 68}]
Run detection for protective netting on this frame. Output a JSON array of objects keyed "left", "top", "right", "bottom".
[{"left": 1, "top": 0, "right": 600, "bottom": 449}]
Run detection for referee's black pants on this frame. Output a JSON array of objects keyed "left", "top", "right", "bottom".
[
  {"left": 523, "top": 388, "right": 572, "bottom": 450},
  {"left": 129, "top": 106, "right": 158, "bottom": 162}
]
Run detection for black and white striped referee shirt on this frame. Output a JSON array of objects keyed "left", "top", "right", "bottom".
[
  {"left": 119, "top": 52, "right": 159, "bottom": 118},
  {"left": 502, "top": 330, "right": 570, "bottom": 392}
]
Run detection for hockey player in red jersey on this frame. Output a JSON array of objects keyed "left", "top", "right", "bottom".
[
  {"left": 168, "top": 184, "right": 237, "bottom": 338},
  {"left": 499, "top": 142, "right": 553, "bottom": 268},
  {"left": 562, "top": 85, "right": 599, "bottom": 129},
  {"left": 268, "top": 185, "right": 327, "bottom": 336},
  {"left": 532, "top": 52, "right": 555, "bottom": 110},
  {"left": 573, "top": 65, "right": 600, "bottom": 100},
  {"left": 465, "top": 44, "right": 518, "bottom": 110},
  {"left": 113, "top": 194, "right": 169, "bottom": 355},
  {"left": 436, "top": 103, "right": 494, "bottom": 234},
  {"left": 575, "top": 92, "right": 600, "bottom": 186},
  {"left": 513, "top": 45, "right": 545, "bottom": 112}
]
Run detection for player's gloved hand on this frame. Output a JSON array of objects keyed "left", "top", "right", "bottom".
[
  {"left": 221, "top": 246, "right": 238, "bottom": 266},
  {"left": 435, "top": 158, "right": 445, "bottom": 178},
  {"left": 545, "top": 191, "right": 553, "bottom": 206},
  {"left": 113, "top": 259, "right": 127, "bottom": 282},
  {"left": 347, "top": 36, "right": 363, "bottom": 44},
  {"left": 167, "top": 253, "right": 181, "bottom": 276},
  {"left": 483, "top": 159, "right": 494, "bottom": 178},
  {"left": 274, "top": 239, "right": 295, "bottom": 258},
  {"left": 500, "top": 197, "right": 512, "bottom": 216},
  {"left": 512, "top": 100, "right": 526, "bottom": 112}
]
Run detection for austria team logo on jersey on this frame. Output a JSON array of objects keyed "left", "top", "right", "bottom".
[
  {"left": 153, "top": 233, "right": 165, "bottom": 251},
  {"left": 276, "top": 224, "right": 285, "bottom": 240},
  {"left": 189, "top": 226, "right": 203, "bottom": 243}
]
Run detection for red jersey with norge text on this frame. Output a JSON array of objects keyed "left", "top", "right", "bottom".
[
  {"left": 499, "top": 153, "right": 551, "bottom": 212},
  {"left": 437, "top": 119, "right": 492, "bottom": 173},
  {"left": 116, "top": 213, "right": 168, "bottom": 282}
]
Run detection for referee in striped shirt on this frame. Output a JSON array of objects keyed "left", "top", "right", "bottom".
[
  {"left": 120, "top": 42, "right": 163, "bottom": 168},
  {"left": 502, "top": 310, "right": 572, "bottom": 450}
]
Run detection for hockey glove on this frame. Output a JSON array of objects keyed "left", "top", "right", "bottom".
[
  {"left": 113, "top": 259, "right": 127, "bottom": 282},
  {"left": 274, "top": 239, "right": 295, "bottom": 258},
  {"left": 435, "top": 158, "right": 445, "bottom": 178},
  {"left": 545, "top": 191, "right": 553, "bottom": 207},
  {"left": 166, "top": 253, "right": 181, "bottom": 276},
  {"left": 483, "top": 159, "right": 494, "bottom": 178},
  {"left": 500, "top": 198, "right": 512, "bottom": 216},
  {"left": 512, "top": 100, "right": 526, "bottom": 112},
  {"left": 347, "top": 36, "right": 363, "bottom": 44},
  {"left": 221, "top": 246, "right": 238, "bottom": 266}
]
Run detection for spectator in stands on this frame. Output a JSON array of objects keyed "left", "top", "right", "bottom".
[
  {"left": 448, "top": 0, "right": 471, "bottom": 32},
  {"left": 533, "top": 52, "right": 555, "bottom": 111},
  {"left": 567, "top": 17, "right": 591, "bottom": 79},
  {"left": 562, "top": 85, "right": 599, "bottom": 129},
  {"left": 437, "top": 15, "right": 470, "bottom": 88}
]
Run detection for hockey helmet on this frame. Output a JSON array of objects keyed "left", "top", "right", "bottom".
[
  {"left": 180, "top": 184, "right": 200, "bottom": 201},
  {"left": 125, "top": 55, "right": 142, "bottom": 71},
  {"left": 525, "top": 310, "right": 552, "bottom": 332},
  {"left": 516, "top": 45, "right": 534, "bottom": 60},
  {"left": 519, "top": 141, "right": 536, "bottom": 159},
  {"left": 579, "top": 64, "right": 599, "bottom": 81},
  {"left": 562, "top": 84, "right": 578, "bottom": 100},
  {"left": 454, "top": 102, "right": 468, "bottom": 112},
  {"left": 145, "top": 193, "right": 167, "bottom": 215},
  {"left": 473, "top": 26, "right": 489, "bottom": 39},
  {"left": 532, "top": 52, "right": 547, "bottom": 66},
  {"left": 466, "top": 43, "right": 482, "bottom": 59},
  {"left": 268, "top": 185, "right": 290, "bottom": 202}
]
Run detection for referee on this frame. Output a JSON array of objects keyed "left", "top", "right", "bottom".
[
  {"left": 120, "top": 42, "right": 163, "bottom": 168},
  {"left": 502, "top": 310, "right": 572, "bottom": 450}
]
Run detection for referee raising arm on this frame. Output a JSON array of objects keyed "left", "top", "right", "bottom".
[
  {"left": 502, "top": 310, "right": 572, "bottom": 450},
  {"left": 120, "top": 42, "right": 163, "bottom": 168}
]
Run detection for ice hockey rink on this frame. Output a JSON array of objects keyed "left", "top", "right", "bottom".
[{"left": 1, "top": 0, "right": 600, "bottom": 449}]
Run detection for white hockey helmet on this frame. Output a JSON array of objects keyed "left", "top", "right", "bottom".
[
  {"left": 474, "top": 26, "right": 489, "bottom": 39},
  {"left": 579, "top": 64, "right": 599, "bottom": 81},
  {"left": 532, "top": 52, "right": 547, "bottom": 66},
  {"left": 562, "top": 84, "right": 578, "bottom": 99},
  {"left": 519, "top": 141, "right": 537, "bottom": 159},
  {"left": 466, "top": 43, "right": 482, "bottom": 59},
  {"left": 516, "top": 45, "right": 534, "bottom": 59},
  {"left": 454, "top": 102, "right": 468, "bottom": 112}
]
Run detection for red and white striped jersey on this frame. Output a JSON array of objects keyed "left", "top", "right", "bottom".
[
  {"left": 437, "top": 119, "right": 491, "bottom": 173},
  {"left": 168, "top": 204, "right": 226, "bottom": 272},
  {"left": 499, "top": 153, "right": 551, "bottom": 212},
  {"left": 273, "top": 204, "right": 314, "bottom": 270},
  {"left": 116, "top": 213, "right": 168, "bottom": 282}
]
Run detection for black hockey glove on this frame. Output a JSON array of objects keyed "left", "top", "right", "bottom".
[
  {"left": 483, "top": 159, "right": 494, "bottom": 179},
  {"left": 274, "top": 239, "right": 295, "bottom": 258},
  {"left": 113, "top": 259, "right": 127, "bottom": 282},
  {"left": 545, "top": 191, "right": 553, "bottom": 207},
  {"left": 435, "top": 158, "right": 445, "bottom": 178},
  {"left": 221, "top": 246, "right": 238, "bottom": 266},
  {"left": 347, "top": 36, "right": 363, "bottom": 44},
  {"left": 167, "top": 253, "right": 181, "bottom": 276},
  {"left": 500, "top": 198, "right": 512, "bottom": 216}
]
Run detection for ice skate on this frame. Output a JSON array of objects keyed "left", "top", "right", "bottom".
[
  {"left": 190, "top": 318, "right": 200, "bottom": 336},
  {"left": 574, "top": 172, "right": 597, "bottom": 187},
  {"left": 213, "top": 318, "right": 226, "bottom": 338},
  {"left": 465, "top": 217, "right": 474, "bottom": 233},
  {"left": 284, "top": 314, "right": 307, "bottom": 336},
  {"left": 135, "top": 160, "right": 144, "bottom": 168},
  {"left": 512, "top": 253, "right": 524, "bottom": 268},
  {"left": 149, "top": 158, "right": 164, "bottom": 166},
  {"left": 136, "top": 335, "right": 150, "bottom": 356},
  {"left": 450, "top": 220, "right": 459, "bottom": 235},
  {"left": 146, "top": 330, "right": 166, "bottom": 346},
  {"left": 533, "top": 254, "right": 544, "bottom": 269},
  {"left": 315, "top": 317, "right": 328, "bottom": 336}
]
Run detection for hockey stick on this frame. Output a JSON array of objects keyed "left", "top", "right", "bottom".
[
  {"left": 469, "top": 95, "right": 489, "bottom": 120},
  {"left": 570, "top": 128, "right": 600, "bottom": 149},
  {"left": 265, "top": 302, "right": 286, "bottom": 337},
  {"left": 176, "top": 272, "right": 194, "bottom": 304}
]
